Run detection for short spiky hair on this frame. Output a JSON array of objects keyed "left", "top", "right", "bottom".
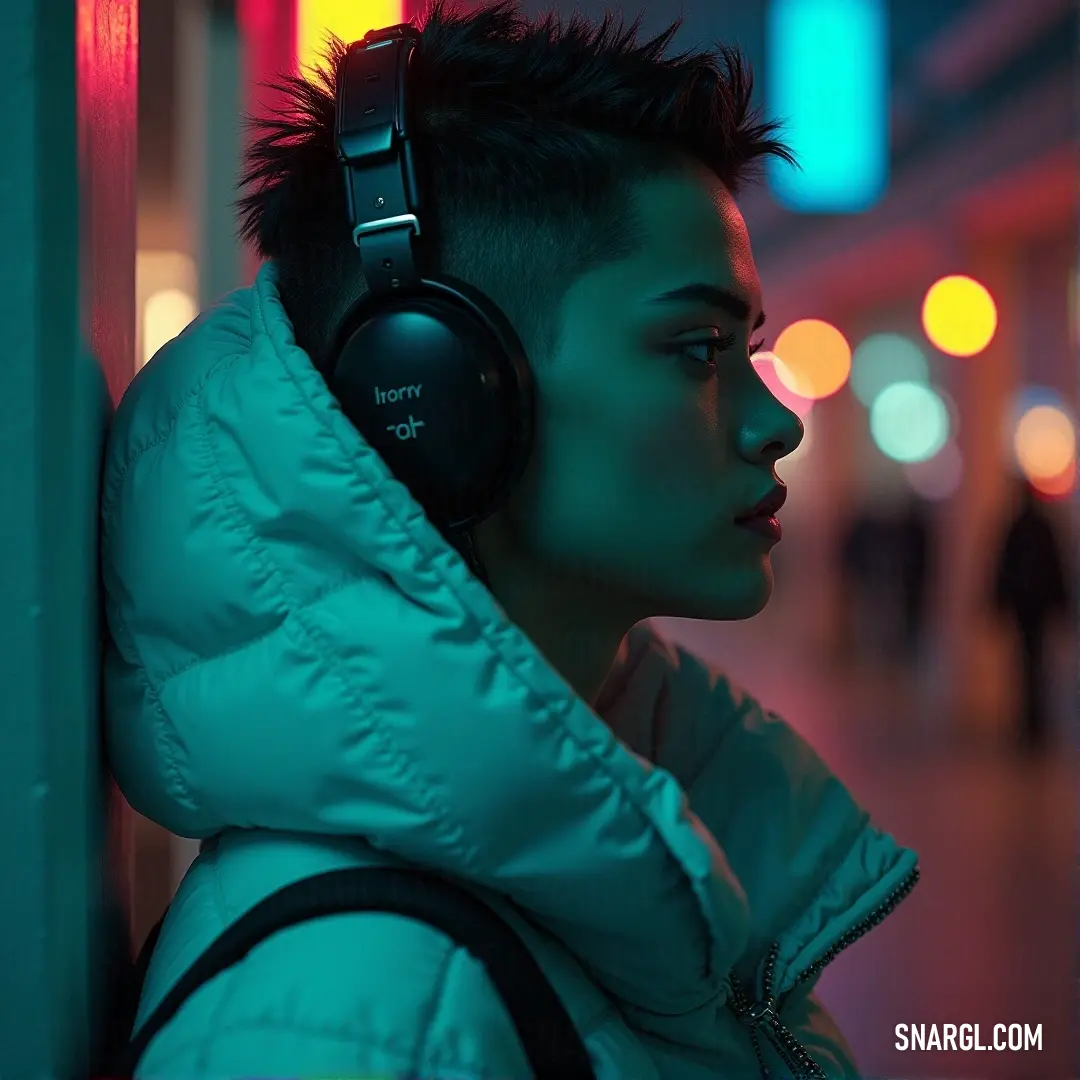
[{"left": 237, "top": 0, "right": 794, "bottom": 372}]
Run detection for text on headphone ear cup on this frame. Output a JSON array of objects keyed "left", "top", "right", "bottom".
[{"left": 331, "top": 294, "right": 530, "bottom": 529}]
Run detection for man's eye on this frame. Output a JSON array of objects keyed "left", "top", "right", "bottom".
[{"left": 675, "top": 332, "right": 737, "bottom": 368}]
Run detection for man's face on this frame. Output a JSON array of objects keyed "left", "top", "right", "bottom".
[{"left": 497, "top": 163, "right": 803, "bottom": 622}]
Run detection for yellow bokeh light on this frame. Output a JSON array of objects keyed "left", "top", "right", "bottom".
[
  {"left": 921, "top": 274, "right": 997, "bottom": 357},
  {"left": 773, "top": 319, "right": 852, "bottom": 400},
  {"left": 1013, "top": 404, "right": 1076, "bottom": 480},
  {"left": 143, "top": 288, "right": 197, "bottom": 369},
  {"left": 297, "top": 0, "right": 404, "bottom": 75}
]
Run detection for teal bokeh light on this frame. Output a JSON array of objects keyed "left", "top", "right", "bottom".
[
  {"left": 870, "top": 382, "right": 950, "bottom": 463},
  {"left": 766, "top": 0, "right": 889, "bottom": 212},
  {"left": 850, "top": 333, "right": 930, "bottom": 407}
]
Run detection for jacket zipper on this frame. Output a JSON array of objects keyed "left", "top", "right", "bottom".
[{"left": 728, "top": 865, "right": 920, "bottom": 1079}]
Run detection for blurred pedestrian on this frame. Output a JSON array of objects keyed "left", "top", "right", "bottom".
[
  {"left": 990, "top": 480, "right": 1072, "bottom": 750},
  {"left": 894, "top": 495, "right": 933, "bottom": 663},
  {"left": 839, "top": 507, "right": 894, "bottom": 660}
]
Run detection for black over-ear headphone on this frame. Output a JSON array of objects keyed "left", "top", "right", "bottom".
[{"left": 329, "top": 24, "right": 535, "bottom": 571}]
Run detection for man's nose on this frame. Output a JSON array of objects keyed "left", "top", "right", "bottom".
[{"left": 737, "top": 378, "right": 805, "bottom": 465}]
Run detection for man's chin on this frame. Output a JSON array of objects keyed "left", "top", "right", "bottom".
[{"left": 649, "top": 560, "right": 774, "bottom": 622}]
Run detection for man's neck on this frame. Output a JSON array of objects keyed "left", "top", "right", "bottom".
[{"left": 476, "top": 528, "right": 637, "bottom": 707}]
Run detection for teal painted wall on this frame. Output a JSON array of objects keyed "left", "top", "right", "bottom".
[{"left": 0, "top": 0, "right": 137, "bottom": 1075}]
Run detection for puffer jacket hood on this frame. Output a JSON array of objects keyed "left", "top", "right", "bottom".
[{"left": 102, "top": 265, "right": 917, "bottom": 1078}]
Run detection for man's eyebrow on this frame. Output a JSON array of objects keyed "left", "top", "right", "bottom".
[{"left": 648, "top": 283, "right": 766, "bottom": 330}]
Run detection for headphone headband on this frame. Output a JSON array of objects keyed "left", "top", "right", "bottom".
[{"left": 335, "top": 26, "right": 423, "bottom": 295}]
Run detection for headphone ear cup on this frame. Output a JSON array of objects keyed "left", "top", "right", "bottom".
[{"left": 330, "top": 288, "right": 533, "bottom": 531}]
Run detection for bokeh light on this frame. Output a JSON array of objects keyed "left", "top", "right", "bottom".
[
  {"left": 297, "top": 0, "right": 404, "bottom": 74},
  {"left": 1030, "top": 458, "right": 1077, "bottom": 499},
  {"left": 772, "top": 319, "right": 852, "bottom": 400},
  {"left": 143, "top": 288, "right": 197, "bottom": 369},
  {"left": 850, "top": 332, "right": 929, "bottom": 407},
  {"left": 903, "top": 440, "right": 962, "bottom": 501},
  {"left": 1013, "top": 404, "right": 1076, "bottom": 481},
  {"left": 869, "top": 381, "right": 950, "bottom": 463},
  {"left": 765, "top": 0, "right": 888, "bottom": 213},
  {"left": 1010, "top": 383, "right": 1068, "bottom": 421},
  {"left": 921, "top": 274, "right": 997, "bottom": 357},
  {"left": 753, "top": 351, "right": 815, "bottom": 419}
]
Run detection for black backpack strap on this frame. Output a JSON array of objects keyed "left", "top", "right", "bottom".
[{"left": 111, "top": 867, "right": 597, "bottom": 1079}]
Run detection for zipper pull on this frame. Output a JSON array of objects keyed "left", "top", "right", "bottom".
[
  {"left": 728, "top": 980, "right": 775, "bottom": 1079},
  {"left": 730, "top": 963, "right": 827, "bottom": 1080},
  {"left": 738, "top": 998, "right": 779, "bottom": 1028}
]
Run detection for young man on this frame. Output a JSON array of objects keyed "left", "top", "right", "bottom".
[{"left": 103, "top": 2, "right": 918, "bottom": 1076}]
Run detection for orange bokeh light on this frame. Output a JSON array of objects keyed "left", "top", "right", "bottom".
[
  {"left": 1031, "top": 458, "right": 1077, "bottom": 499},
  {"left": 1013, "top": 404, "right": 1076, "bottom": 480},
  {"left": 772, "top": 319, "right": 852, "bottom": 400}
]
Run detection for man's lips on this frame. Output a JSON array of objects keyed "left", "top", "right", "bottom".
[
  {"left": 735, "top": 484, "right": 787, "bottom": 523},
  {"left": 734, "top": 484, "right": 786, "bottom": 544}
]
